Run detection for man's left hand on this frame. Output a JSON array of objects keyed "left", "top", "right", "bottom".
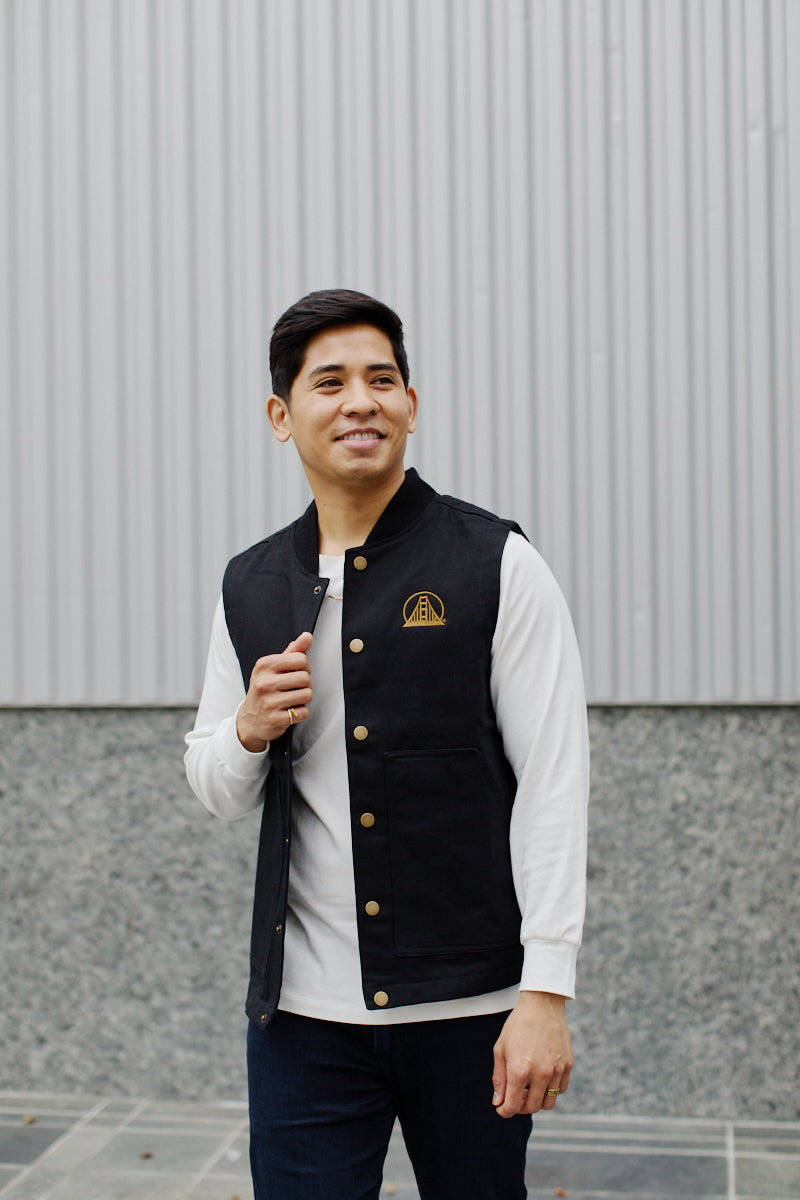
[{"left": 492, "top": 990, "right": 573, "bottom": 1118}]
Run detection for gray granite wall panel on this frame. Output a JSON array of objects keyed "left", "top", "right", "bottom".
[{"left": 1, "top": 707, "right": 797, "bottom": 1119}]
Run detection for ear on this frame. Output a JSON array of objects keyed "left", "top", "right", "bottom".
[
  {"left": 266, "top": 394, "right": 292, "bottom": 443},
  {"left": 406, "top": 386, "right": 418, "bottom": 434}
]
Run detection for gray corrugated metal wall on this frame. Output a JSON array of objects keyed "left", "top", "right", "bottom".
[{"left": 2, "top": 0, "right": 798, "bottom": 704}]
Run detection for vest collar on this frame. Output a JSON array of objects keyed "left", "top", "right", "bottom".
[{"left": 293, "top": 469, "right": 436, "bottom": 574}]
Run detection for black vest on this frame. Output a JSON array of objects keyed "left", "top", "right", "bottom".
[{"left": 223, "top": 470, "right": 526, "bottom": 1027}]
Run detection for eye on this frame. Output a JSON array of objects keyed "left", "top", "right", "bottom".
[
  {"left": 316, "top": 377, "right": 342, "bottom": 390},
  {"left": 372, "top": 375, "right": 396, "bottom": 386}
]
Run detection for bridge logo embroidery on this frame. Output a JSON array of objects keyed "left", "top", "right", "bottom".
[{"left": 402, "top": 592, "right": 446, "bottom": 627}]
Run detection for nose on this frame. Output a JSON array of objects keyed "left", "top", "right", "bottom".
[{"left": 343, "top": 380, "right": 377, "bottom": 415}]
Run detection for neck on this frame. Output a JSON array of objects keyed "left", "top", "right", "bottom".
[{"left": 314, "top": 473, "right": 406, "bottom": 555}]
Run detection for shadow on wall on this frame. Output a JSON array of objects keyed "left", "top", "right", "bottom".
[{"left": 0, "top": 706, "right": 798, "bottom": 1120}]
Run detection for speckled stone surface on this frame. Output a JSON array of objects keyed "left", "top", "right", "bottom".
[
  {"left": 1, "top": 706, "right": 798, "bottom": 1120},
  {"left": 572, "top": 706, "right": 800, "bottom": 1123}
]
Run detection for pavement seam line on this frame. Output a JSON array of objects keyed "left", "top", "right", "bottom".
[
  {"left": 177, "top": 1113, "right": 250, "bottom": 1198},
  {"left": 726, "top": 1120, "right": 736, "bottom": 1200},
  {"left": 0, "top": 1098, "right": 109, "bottom": 1200}
]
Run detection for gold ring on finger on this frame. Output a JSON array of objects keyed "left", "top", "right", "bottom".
[{"left": 288, "top": 707, "right": 297, "bottom": 725}]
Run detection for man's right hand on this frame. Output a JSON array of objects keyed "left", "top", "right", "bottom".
[{"left": 236, "top": 632, "right": 314, "bottom": 752}]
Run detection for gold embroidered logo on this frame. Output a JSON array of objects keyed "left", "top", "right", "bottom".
[{"left": 402, "top": 591, "right": 446, "bottom": 627}]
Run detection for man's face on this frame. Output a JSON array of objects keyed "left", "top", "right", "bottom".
[{"left": 267, "top": 324, "right": 418, "bottom": 496}]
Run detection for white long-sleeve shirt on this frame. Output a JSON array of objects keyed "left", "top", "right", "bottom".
[{"left": 185, "top": 531, "right": 589, "bottom": 1023}]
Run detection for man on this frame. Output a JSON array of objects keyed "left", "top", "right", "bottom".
[{"left": 185, "top": 289, "right": 589, "bottom": 1199}]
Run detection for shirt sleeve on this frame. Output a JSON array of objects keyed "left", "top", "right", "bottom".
[
  {"left": 491, "top": 532, "right": 590, "bottom": 998},
  {"left": 184, "top": 595, "right": 270, "bottom": 819}
]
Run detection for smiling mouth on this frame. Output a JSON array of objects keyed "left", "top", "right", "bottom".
[{"left": 336, "top": 431, "right": 385, "bottom": 441}]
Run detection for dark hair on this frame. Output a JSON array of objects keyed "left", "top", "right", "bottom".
[{"left": 269, "top": 289, "right": 410, "bottom": 401}]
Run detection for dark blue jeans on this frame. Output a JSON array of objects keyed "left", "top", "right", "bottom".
[{"left": 247, "top": 1009, "right": 531, "bottom": 1199}]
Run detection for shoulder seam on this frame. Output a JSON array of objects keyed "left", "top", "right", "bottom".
[
  {"left": 226, "top": 519, "right": 296, "bottom": 569},
  {"left": 433, "top": 493, "right": 524, "bottom": 535}
]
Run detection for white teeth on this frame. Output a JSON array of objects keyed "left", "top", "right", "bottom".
[{"left": 341, "top": 432, "right": 381, "bottom": 441}]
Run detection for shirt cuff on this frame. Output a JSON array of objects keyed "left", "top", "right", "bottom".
[
  {"left": 217, "top": 710, "right": 270, "bottom": 778},
  {"left": 519, "top": 939, "right": 578, "bottom": 999}
]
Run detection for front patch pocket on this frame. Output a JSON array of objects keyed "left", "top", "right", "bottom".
[{"left": 384, "top": 748, "right": 520, "bottom": 956}]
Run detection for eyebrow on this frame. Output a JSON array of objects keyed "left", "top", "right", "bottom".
[{"left": 307, "top": 362, "right": 400, "bottom": 380}]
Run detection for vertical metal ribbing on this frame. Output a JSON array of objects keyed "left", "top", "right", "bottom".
[{"left": 1, "top": 0, "right": 798, "bottom": 703}]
